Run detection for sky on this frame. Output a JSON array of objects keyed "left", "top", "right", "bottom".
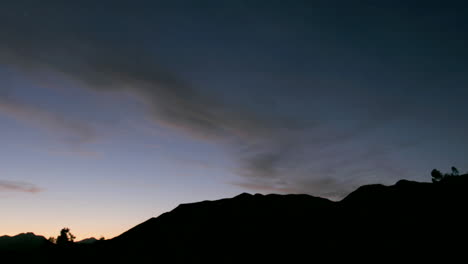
[{"left": 1, "top": 0, "right": 468, "bottom": 240}]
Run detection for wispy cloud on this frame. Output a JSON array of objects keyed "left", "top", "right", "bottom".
[
  {"left": 0, "top": 95, "right": 97, "bottom": 144},
  {"left": 0, "top": 4, "right": 418, "bottom": 198},
  {"left": 0, "top": 180, "right": 42, "bottom": 193},
  {"left": 232, "top": 182, "right": 301, "bottom": 195}
]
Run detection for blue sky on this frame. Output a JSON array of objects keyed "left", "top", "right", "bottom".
[{"left": 1, "top": 0, "right": 468, "bottom": 239}]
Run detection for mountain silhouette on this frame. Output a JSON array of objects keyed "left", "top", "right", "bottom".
[
  {"left": 76, "top": 237, "right": 98, "bottom": 244},
  {"left": 0, "top": 233, "right": 52, "bottom": 252},
  {"left": 100, "top": 174, "right": 468, "bottom": 261},
  {"left": 2, "top": 174, "right": 468, "bottom": 262}
]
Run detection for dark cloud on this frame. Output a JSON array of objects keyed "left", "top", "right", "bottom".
[
  {"left": 0, "top": 7, "right": 310, "bottom": 183},
  {"left": 0, "top": 180, "right": 42, "bottom": 193},
  {"left": 231, "top": 182, "right": 301, "bottom": 195},
  {"left": 0, "top": 2, "right": 432, "bottom": 198}
]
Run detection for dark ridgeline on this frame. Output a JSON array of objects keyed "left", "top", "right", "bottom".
[
  {"left": 2, "top": 174, "right": 468, "bottom": 262},
  {"left": 0, "top": 233, "right": 53, "bottom": 252}
]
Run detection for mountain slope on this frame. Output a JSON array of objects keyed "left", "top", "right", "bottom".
[{"left": 104, "top": 174, "right": 468, "bottom": 261}]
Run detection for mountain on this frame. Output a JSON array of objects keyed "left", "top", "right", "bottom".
[
  {"left": 0, "top": 233, "right": 52, "bottom": 252},
  {"left": 2, "top": 174, "right": 468, "bottom": 262},
  {"left": 107, "top": 193, "right": 336, "bottom": 261},
  {"left": 101, "top": 174, "right": 468, "bottom": 261}
]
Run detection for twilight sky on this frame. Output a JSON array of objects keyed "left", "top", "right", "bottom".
[{"left": 1, "top": 0, "right": 468, "bottom": 240}]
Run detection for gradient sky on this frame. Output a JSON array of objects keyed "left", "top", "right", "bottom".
[{"left": 1, "top": 0, "right": 468, "bottom": 240}]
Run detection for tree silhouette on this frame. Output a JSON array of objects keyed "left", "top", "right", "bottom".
[
  {"left": 56, "top": 228, "right": 75, "bottom": 246},
  {"left": 431, "top": 169, "right": 444, "bottom": 183},
  {"left": 431, "top": 167, "right": 461, "bottom": 183}
]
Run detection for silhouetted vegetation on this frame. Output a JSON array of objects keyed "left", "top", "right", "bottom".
[
  {"left": 431, "top": 166, "right": 461, "bottom": 183},
  {"left": 56, "top": 228, "right": 75, "bottom": 246}
]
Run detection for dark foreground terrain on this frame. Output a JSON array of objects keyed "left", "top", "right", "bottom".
[{"left": 2, "top": 174, "right": 468, "bottom": 262}]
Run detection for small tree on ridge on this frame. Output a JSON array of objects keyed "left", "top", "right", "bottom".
[{"left": 56, "top": 228, "right": 75, "bottom": 246}]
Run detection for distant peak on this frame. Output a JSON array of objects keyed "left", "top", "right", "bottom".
[
  {"left": 77, "top": 237, "right": 98, "bottom": 244},
  {"left": 395, "top": 179, "right": 418, "bottom": 186},
  {"left": 235, "top": 192, "right": 253, "bottom": 198},
  {"left": 18, "top": 232, "right": 37, "bottom": 237}
]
